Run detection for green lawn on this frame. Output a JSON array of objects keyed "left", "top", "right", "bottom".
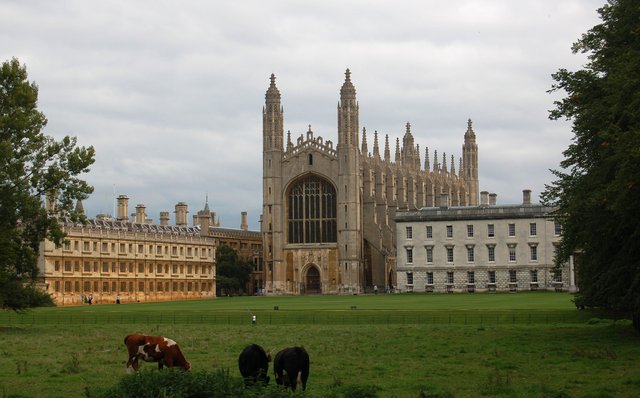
[
  {"left": 23, "top": 291, "right": 581, "bottom": 312},
  {"left": 1, "top": 292, "right": 638, "bottom": 398}
]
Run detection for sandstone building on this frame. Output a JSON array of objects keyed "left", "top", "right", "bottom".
[
  {"left": 39, "top": 195, "right": 262, "bottom": 305},
  {"left": 261, "top": 70, "right": 479, "bottom": 294},
  {"left": 394, "top": 190, "right": 575, "bottom": 293}
]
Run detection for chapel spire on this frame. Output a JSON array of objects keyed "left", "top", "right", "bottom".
[
  {"left": 340, "top": 68, "right": 356, "bottom": 100},
  {"left": 373, "top": 131, "right": 380, "bottom": 159},
  {"left": 338, "top": 68, "right": 359, "bottom": 147},
  {"left": 433, "top": 150, "right": 438, "bottom": 172},
  {"left": 361, "top": 127, "right": 368, "bottom": 155},
  {"left": 424, "top": 147, "right": 430, "bottom": 171},
  {"left": 384, "top": 134, "right": 390, "bottom": 162},
  {"left": 263, "top": 73, "right": 284, "bottom": 151},
  {"left": 265, "top": 73, "right": 281, "bottom": 104},
  {"left": 450, "top": 154, "right": 456, "bottom": 176},
  {"left": 401, "top": 122, "right": 417, "bottom": 168},
  {"left": 287, "top": 130, "right": 293, "bottom": 152}
]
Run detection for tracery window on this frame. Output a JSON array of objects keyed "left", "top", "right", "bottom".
[{"left": 288, "top": 175, "right": 337, "bottom": 243}]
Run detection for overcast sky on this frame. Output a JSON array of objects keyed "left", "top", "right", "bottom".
[{"left": 2, "top": 0, "right": 604, "bottom": 230}]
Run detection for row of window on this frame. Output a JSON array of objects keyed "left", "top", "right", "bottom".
[
  {"left": 406, "top": 222, "right": 561, "bottom": 240},
  {"left": 53, "top": 260, "right": 213, "bottom": 275},
  {"left": 62, "top": 240, "right": 213, "bottom": 258},
  {"left": 405, "top": 269, "right": 560, "bottom": 285},
  {"left": 52, "top": 280, "right": 214, "bottom": 293},
  {"left": 405, "top": 243, "right": 541, "bottom": 264}
]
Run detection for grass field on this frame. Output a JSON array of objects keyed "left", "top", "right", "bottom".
[{"left": 1, "top": 292, "right": 639, "bottom": 398}]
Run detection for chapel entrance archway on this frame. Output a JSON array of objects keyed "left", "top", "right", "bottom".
[{"left": 304, "top": 265, "right": 321, "bottom": 294}]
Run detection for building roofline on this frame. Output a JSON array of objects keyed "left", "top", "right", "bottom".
[{"left": 395, "top": 204, "right": 558, "bottom": 222}]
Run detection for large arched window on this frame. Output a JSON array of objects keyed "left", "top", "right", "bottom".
[{"left": 288, "top": 175, "right": 337, "bottom": 243}]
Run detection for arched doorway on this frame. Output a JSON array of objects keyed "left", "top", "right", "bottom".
[{"left": 304, "top": 265, "right": 321, "bottom": 294}]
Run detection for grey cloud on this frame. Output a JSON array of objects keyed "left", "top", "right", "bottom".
[{"left": 1, "top": 0, "right": 604, "bottom": 230}]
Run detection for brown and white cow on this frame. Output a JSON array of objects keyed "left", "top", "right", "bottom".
[{"left": 124, "top": 334, "right": 191, "bottom": 372}]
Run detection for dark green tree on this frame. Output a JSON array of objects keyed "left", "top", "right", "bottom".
[
  {"left": 542, "top": 0, "right": 640, "bottom": 329},
  {"left": 216, "top": 244, "right": 252, "bottom": 296},
  {"left": 0, "top": 58, "right": 95, "bottom": 310}
]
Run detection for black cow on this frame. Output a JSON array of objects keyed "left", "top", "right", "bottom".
[
  {"left": 238, "top": 344, "right": 271, "bottom": 386},
  {"left": 273, "top": 346, "right": 309, "bottom": 391}
]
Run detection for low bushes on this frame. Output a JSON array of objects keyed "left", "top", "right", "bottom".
[{"left": 99, "top": 369, "right": 381, "bottom": 398}]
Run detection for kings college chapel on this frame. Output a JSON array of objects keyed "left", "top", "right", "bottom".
[{"left": 262, "top": 70, "right": 479, "bottom": 295}]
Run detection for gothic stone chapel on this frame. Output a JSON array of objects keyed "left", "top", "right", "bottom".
[{"left": 262, "top": 70, "right": 479, "bottom": 295}]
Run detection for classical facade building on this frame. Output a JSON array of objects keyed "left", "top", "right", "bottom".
[
  {"left": 39, "top": 195, "right": 262, "bottom": 305},
  {"left": 262, "top": 70, "right": 480, "bottom": 295},
  {"left": 394, "top": 190, "right": 575, "bottom": 293}
]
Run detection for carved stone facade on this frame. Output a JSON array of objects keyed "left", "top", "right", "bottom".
[
  {"left": 394, "top": 190, "right": 575, "bottom": 293},
  {"left": 262, "top": 70, "right": 480, "bottom": 295}
]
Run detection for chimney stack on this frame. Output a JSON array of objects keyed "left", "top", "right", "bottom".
[
  {"left": 212, "top": 211, "right": 219, "bottom": 227},
  {"left": 480, "top": 191, "right": 489, "bottom": 208},
  {"left": 523, "top": 189, "right": 532, "bottom": 206},
  {"left": 241, "top": 211, "right": 248, "bottom": 231},
  {"left": 134, "top": 204, "right": 146, "bottom": 224},
  {"left": 489, "top": 193, "right": 497, "bottom": 206},
  {"left": 159, "top": 211, "right": 170, "bottom": 226},
  {"left": 117, "top": 195, "right": 129, "bottom": 222},
  {"left": 175, "top": 202, "right": 189, "bottom": 227}
]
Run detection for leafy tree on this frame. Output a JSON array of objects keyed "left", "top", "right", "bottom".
[
  {"left": 0, "top": 58, "right": 95, "bottom": 310},
  {"left": 216, "top": 244, "right": 252, "bottom": 295},
  {"left": 542, "top": 0, "right": 640, "bottom": 329}
]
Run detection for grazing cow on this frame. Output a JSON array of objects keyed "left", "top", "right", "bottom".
[
  {"left": 124, "top": 334, "right": 191, "bottom": 372},
  {"left": 238, "top": 344, "right": 271, "bottom": 385},
  {"left": 273, "top": 346, "right": 309, "bottom": 391}
]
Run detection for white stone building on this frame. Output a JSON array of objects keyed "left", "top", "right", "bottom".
[{"left": 394, "top": 190, "right": 575, "bottom": 293}]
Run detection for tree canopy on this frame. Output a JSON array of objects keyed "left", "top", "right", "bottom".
[
  {"left": 0, "top": 58, "right": 95, "bottom": 310},
  {"left": 542, "top": 0, "right": 640, "bottom": 325},
  {"left": 216, "top": 244, "right": 252, "bottom": 296}
]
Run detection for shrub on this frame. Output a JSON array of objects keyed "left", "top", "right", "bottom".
[
  {"left": 99, "top": 368, "right": 294, "bottom": 398},
  {"left": 25, "top": 286, "right": 55, "bottom": 308}
]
